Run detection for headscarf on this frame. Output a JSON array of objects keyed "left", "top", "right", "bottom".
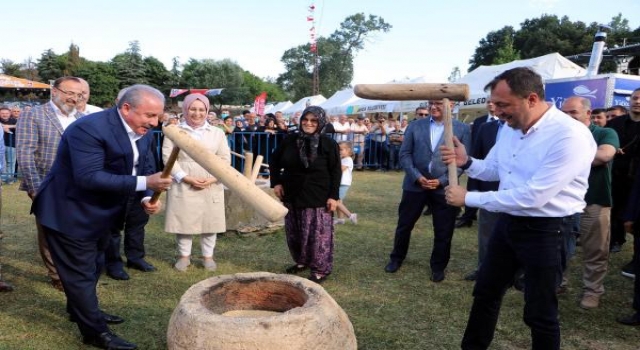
[
  {"left": 182, "top": 93, "right": 210, "bottom": 128},
  {"left": 297, "top": 106, "right": 327, "bottom": 168}
]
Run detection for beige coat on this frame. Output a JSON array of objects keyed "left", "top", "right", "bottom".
[{"left": 162, "top": 124, "right": 231, "bottom": 234}]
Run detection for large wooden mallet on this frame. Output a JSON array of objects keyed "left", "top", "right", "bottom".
[
  {"left": 354, "top": 83, "right": 469, "bottom": 186},
  {"left": 162, "top": 125, "right": 288, "bottom": 222}
]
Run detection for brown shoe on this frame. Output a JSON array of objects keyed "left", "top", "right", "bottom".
[
  {"left": 0, "top": 280, "right": 14, "bottom": 292},
  {"left": 50, "top": 279, "right": 64, "bottom": 292},
  {"left": 579, "top": 294, "right": 600, "bottom": 309}
]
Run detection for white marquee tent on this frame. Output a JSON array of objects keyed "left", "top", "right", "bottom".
[
  {"left": 264, "top": 101, "right": 293, "bottom": 115},
  {"left": 319, "top": 89, "right": 361, "bottom": 115},
  {"left": 281, "top": 94, "right": 327, "bottom": 117},
  {"left": 456, "top": 52, "right": 587, "bottom": 120}
]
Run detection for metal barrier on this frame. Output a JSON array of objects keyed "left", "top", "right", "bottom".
[{"left": 151, "top": 130, "right": 401, "bottom": 175}]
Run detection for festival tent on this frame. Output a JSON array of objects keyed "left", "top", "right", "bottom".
[
  {"left": 318, "top": 88, "right": 361, "bottom": 115},
  {"left": 264, "top": 101, "right": 293, "bottom": 115},
  {"left": 0, "top": 74, "right": 50, "bottom": 89},
  {"left": 282, "top": 94, "right": 326, "bottom": 117},
  {"left": 251, "top": 103, "right": 274, "bottom": 114},
  {"left": 456, "top": 52, "right": 587, "bottom": 119}
]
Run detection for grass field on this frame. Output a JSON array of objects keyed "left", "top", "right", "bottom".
[{"left": 0, "top": 171, "right": 637, "bottom": 349}]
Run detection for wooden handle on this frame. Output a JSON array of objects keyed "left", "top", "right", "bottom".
[
  {"left": 442, "top": 98, "right": 458, "bottom": 187},
  {"left": 250, "top": 155, "right": 264, "bottom": 183},
  {"left": 149, "top": 146, "right": 180, "bottom": 204},
  {"left": 354, "top": 83, "right": 469, "bottom": 101},
  {"left": 243, "top": 152, "right": 253, "bottom": 178}
]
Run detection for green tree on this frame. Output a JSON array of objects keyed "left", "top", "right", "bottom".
[
  {"left": 242, "top": 71, "right": 287, "bottom": 107},
  {"left": 277, "top": 13, "right": 391, "bottom": 101},
  {"left": 143, "top": 56, "right": 172, "bottom": 95},
  {"left": 1, "top": 59, "right": 24, "bottom": 77},
  {"left": 37, "top": 49, "right": 64, "bottom": 82},
  {"left": 181, "top": 58, "right": 246, "bottom": 109},
  {"left": 111, "top": 41, "right": 147, "bottom": 89},
  {"left": 514, "top": 15, "right": 592, "bottom": 59},
  {"left": 468, "top": 26, "right": 519, "bottom": 70},
  {"left": 74, "top": 61, "right": 120, "bottom": 107}
]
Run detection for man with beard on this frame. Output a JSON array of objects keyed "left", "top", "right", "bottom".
[
  {"left": 442, "top": 68, "right": 596, "bottom": 349},
  {"left": 16, "top": 76, "right": 85, "bottom": 292}
]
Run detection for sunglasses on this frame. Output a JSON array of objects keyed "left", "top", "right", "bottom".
[{"left": 417, "top": 113, "right": 428, "bottom": 116}]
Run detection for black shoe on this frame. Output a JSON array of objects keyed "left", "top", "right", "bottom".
[
  {"left": 464, "top": 270, "right": 478, "bottom": 281},
  {"left": 126, "top": 259, "right": 156, "bottom": 272},
  {"left": 621, "top": 261, "right": 636, "bottom": 279},
  {"left": 422, "top": 208, "right": 432, "bottom": 216},
  {"left": 616, "top": 313, "right": 640, "bottom": 326},
  {"left": 430, "top": 271, "right": 445, "bottom": 283},
  {"left": 285, "top": 264, "right": 307, "bottom": 274},
  {"left": 384, "top": 260, "right": 402, "bottom": 273},
  {"left": 106, "top": 269, "right": 130, "bottom": 281},
  {"left": 82, "top": 331, "right": 137, "bottom": 349},
  {"left": 617, "top": 313, "right": 640, "bottom": 326},
  {"left": 610, "top": 243, "right": 622, "bottom": 253},
  {"left": 455, "top": 219, "right": 473, "bottom": 228},
  {"left": 308, "top": 274, "right": 328, "bottom": 284},
  {"left": 70, "top": 311, "right": 125, "bottom": 325}
]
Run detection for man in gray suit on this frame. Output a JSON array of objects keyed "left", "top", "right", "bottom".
[
  {"left": 384, "top": 100, "right": 471, "bottom": 282},
  {"left": 16, "top": 76, "right": 85, "bottom": 291}
]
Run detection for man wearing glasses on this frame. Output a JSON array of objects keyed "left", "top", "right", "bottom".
[{"left": 16, "top": 76, "right": 85, "bottom": 292}]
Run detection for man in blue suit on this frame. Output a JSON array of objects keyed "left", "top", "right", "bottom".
[
  {"left": 32, "top": 85, "right": 173, "bottom": 349},
  {"left": 384, "top": 100, "right": 471, "bottom": 282}
]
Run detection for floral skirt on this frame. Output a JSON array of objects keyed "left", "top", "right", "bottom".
[{"left": 284, "top": 204, "right": 334, "bottom": 276}]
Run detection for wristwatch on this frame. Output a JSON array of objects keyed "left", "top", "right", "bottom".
[{"left": 460, "top": 157, "right": 473, "bottom": 170}]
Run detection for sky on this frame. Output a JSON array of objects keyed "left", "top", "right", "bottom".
[{"left": 3, "top": 0, "right": 639, "bottom": 87}]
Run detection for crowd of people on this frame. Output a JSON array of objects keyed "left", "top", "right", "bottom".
[{"left": 0, "top": 69, "right": 638, "bottom": 350}]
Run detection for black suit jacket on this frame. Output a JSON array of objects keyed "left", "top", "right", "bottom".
[
  {"left": 468, "top": 120, "right": 501, "bottom": 192},
  {"left": 467, "top": 115, "right": 493, "bottom": 191}
]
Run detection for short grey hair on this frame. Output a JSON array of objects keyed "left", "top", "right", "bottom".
[{"left": 116, "top": 85, "right": 164, "bottom": 109}]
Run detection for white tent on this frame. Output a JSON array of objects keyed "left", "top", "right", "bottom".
[
  {"left": 319, "top": 89, "right": 361, "bottom": 115},
  {"left": 264, "top": 101, "right": 293, "bottom": 115},
  {"left": 250, "top": 103, "right": 274, "bottom": 114},
  {"left": 282, "top": 95, "right": 327, "bottom": 117},
  {"left": 457, "top": 52, "right": 587, "bottom": 119}
]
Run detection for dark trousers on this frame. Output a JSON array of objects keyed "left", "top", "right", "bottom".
[
  {"left": 461, "top": 214, "right": 568, "bottom": 350},
  {"left": 105, "top": 195, "right": 149, "bottom": 272},
  {"left": 44, "top": 225, "right": 109, "bottom": 338},
  {"left": 389, "top": 189, "right": 459, "bottom": 272},
  {"left": 634, "top": 232, "right": 640, "bottom": 312}
]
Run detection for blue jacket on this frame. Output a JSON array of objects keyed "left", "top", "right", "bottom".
[
  {"left": 400, "top": 117, "right": 471, "bottom": 193},
  {"left": 32, "top": 108, "right": 156, "bottom": 239}
]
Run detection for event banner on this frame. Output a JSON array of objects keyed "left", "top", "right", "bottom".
[{"left": 254, "top": 92, "right": 267, "bottom": 116}]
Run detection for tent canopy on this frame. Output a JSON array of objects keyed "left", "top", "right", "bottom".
[
  {"left": 457, "top": 53, "right": 587, "bottom": 114},
  {"left": 0, "top": 74, "right": 50, "bottom": 89},
  {"left": 264, "top": 101, "right": 293, "bottom": 115},
  {"left": 319, "top": 89, "right": 361, "bottom": 115},
  {"left": 282, "top": 95, "right": 326, "bottom": 117}
]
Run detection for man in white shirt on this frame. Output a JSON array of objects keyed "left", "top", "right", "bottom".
[
  {"left": 76, "top": 78, "right": 103, "bottom": 116},
  {"left": 332, "top": 114, "right": 351, "bottom": 142},
  {"left": 442, "top": 67, "right": 596, "bottom": 350}
]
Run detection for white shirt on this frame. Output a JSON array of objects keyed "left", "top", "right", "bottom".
[
  {"left": 340, "top": 156, "right": 354, "bottom": 186},
  {"left": 81, "top": 104, "right": 104, "bottom": 115},
  {"left": 332, "top": 121, "right": 350, "bottom": 141},
  {"left": 465, "top": 105, "right": 596, "bottom": 217},
  {"left": 350, "top": 123, "right": 368, "bottom": 143},
  {"left": 49, "top": 101, "right": 79, "bottom": 130},
  {"left": 117, "top": 111, "right": 147, "bottom": 191}
]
